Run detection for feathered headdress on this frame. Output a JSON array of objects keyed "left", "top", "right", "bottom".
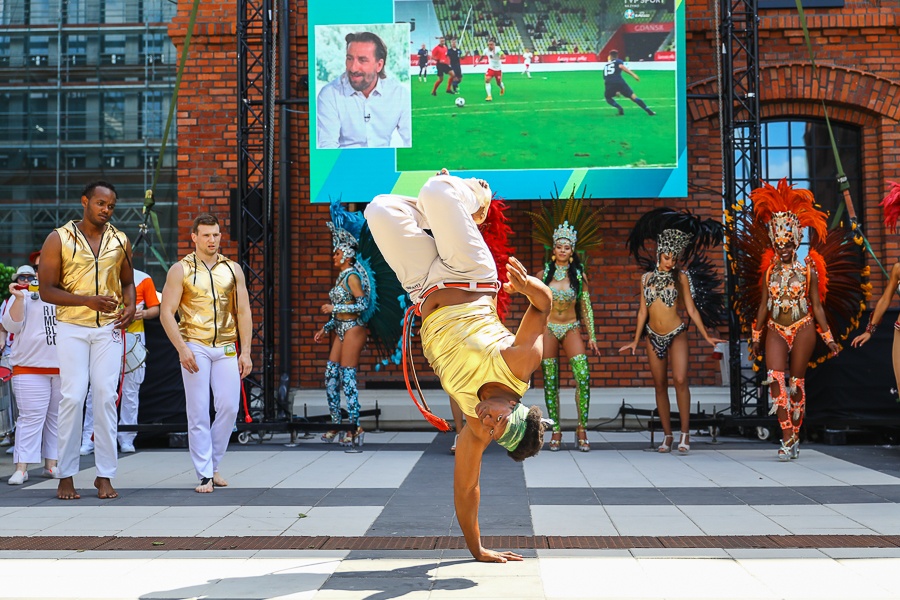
[
  {"left": 478, "top": 196, "right": 514, "bottom": 320},
  {"left": 626, "top": 207, "right": 723, "bottom": 272},
  {"left": 327, "top": 199, "right": 365, "bottom": 260},
  {"left": 880, "top": 181, "right": 900, "bottom": 232},
  {"left": 751, "top": 179, "right": 827, "bottom": 249},
  {"left": 527, "top": 187, "right": 603, "bottom": 259}
]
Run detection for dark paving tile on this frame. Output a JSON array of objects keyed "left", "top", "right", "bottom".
[
  {"left": 727, "top": 486, "right": 819, "bottom": 506},
  {"left": 813, "top": 444, "right": 900, "bottom": 479},
  {"left": 528, "top": 488, "right": 599, "bottom": 505},
  {"left": 593, "top": 488, "right": 670, "bottom": 505},
  {"left": 317, "top": 488, "right": 395, "bottom": 506},
  {"left": 859, "top": 485, "right": 900, "bottom": 502},
  {"left": 661, "top": 487, "right": 742, "bottom": 505},
  {"left": 244, "top": 488, "right": 331, "bottom": 506},
  {"left": 792, "top": 485, "right": 887, "bottom": 504}
]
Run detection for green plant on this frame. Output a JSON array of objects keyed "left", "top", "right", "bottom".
[{"left": 0, "top": 263, "right": 16, "bottom": 303}]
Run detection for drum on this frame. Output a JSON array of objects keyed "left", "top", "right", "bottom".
[{"left": 123, "top": 332, "right": 148, "bottom": 374}]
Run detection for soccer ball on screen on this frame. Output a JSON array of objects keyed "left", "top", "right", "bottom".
[{"left": 455, "top": 97, "right": 466, "bottom": 107}]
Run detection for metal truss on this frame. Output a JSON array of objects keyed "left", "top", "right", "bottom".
[
  {"left": 720, "top": 0, "right": 764, "bottom": 417},
  {"left": 237, "top": 0, "right": 278, "bottom": 423}
]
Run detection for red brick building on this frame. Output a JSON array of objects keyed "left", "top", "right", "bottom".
[{"left": 167, "top": 0, "right": 900, "bottom": 391}]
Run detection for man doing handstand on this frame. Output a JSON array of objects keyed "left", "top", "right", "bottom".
[{"left": 365, "top": 171, "right": 552, "bottom": 563}]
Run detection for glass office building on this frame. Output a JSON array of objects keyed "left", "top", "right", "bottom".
[{"left": 0, "top": 0, "right": 178, "bottom": 276}]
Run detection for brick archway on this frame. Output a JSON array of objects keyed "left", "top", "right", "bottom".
[{"left": 687, "top": 63, "right": 900, "bottom": 125}]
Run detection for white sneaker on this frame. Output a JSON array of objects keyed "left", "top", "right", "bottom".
[
  {"left": 8, "top": 470, "right": 27, "bottom": 485},
  {"left": 79, "top": 444, "right": 94, "bottom": 456},
  {"left": 42, "top": 466, "right": 59, "bottom": 478},
  {"left": 119, "top": 443, "right": 135, "bottom": 454},
  {"left": 5, "top": 446, "right": 13, "bottom": 455}
]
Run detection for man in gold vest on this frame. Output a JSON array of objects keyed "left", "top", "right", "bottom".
[
  {"left": 159, "top": 213, "right": 252, "bottom": 493},
  {"left": 39, "top": 180, "right": 136, "bottom": 500}
]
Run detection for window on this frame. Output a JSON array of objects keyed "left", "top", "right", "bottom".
[
  {"left": 142, "top": 32, "right": 174, "bottom": 65},
  {"left": 64, "top": 35, "right": 88, "bottom": 66},
  {"left": 102, "top": 0, "right": 127, "bottom": 23},
  {"left": 26, "top": 0, "right": 54, "bottom": 25},
  {"left": 103, "top": 154, "right": 125, "bottom": 168},
  {"left": 28, "top": 93, "right": 50, "bottom": 140},
  {"left": 65, "top": 93, "right": 88, "bottom": 140},
  {"left": 102, "top": 92, "right": 125, "bottom": 140},
  {"left": 101, "top": 34, "right": 127, "bottom": 65},
  {"left": 737, "top": 118, "right": 863, "bottom": 254},
  {"left": 140, "top": 90, "right": 166, "bottom": 139},
  {"left": 27, "top": 36, "right": 50, "bottom": 67}
]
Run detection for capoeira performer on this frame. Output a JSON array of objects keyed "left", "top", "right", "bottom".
[
  {"left": 3, "top": 265, "right": 60, "bottom": 484},
  {"left": 365, "top": 170, "right": 552, "bottom": 563},
  {"left": 159, "top": 213, "right": 252, "bottom": 493},
  {"left": 39, "top": 180, "right": 135, "bottom": 500}
]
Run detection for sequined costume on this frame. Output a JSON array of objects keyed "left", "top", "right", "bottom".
[
  {"left": 644, "top": 322, "right": 688, "bottom": 359},
  {"left": 729, "top": 179, "right": 869, "bottom": 460},
  {"left": 324, "top": 267, "right": 370, "bottom": 341},
  {"left": 527, "top": 190, "right": 603, "bottom": 448},
  {"left": 320, "top": 200, "right": 408, "bottom": 440}
]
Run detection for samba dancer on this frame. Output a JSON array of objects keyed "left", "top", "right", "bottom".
[
  {"left": 528, "top": 194, "right": 603, "bottom": 452},
  {"left": 620, "top": 208, "right": 724, "bottom": 454}
]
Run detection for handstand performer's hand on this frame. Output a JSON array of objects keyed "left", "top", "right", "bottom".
[{"left": 474, "top": 547, "right": 524, "bottom": 563}]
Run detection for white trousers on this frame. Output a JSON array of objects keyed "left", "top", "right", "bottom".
[
  {"left": 183, "top": 342, "right": 239, "bottom": 480},
  {"left": 11, "top": 374, "right": 60, "bottom": 464},
  {"left": 364, "top": 175, "right": 497, "bottom": 304},
  {"left": 56, "top": 323, "right": 123, "bottom": 479},
  {"left": 82, "top": 365, "right": 143, "bottom": 448}
]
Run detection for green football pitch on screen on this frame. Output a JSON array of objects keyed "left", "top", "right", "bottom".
[{"left": 396, "top": 70, "right": 677, "bottom": 172}]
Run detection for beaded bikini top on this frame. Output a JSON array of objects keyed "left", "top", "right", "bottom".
[
  {"left": 643, "top": 269, "right": 678, "bottom": 307},
  {"left": 329, "top": 268, "right": 359, "bottom": 307},
  {"left": 767, "top": 260, "right": 809, "bottom": 320}
]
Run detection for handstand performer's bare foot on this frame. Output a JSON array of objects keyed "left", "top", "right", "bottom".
[
  {"left": 94, "top": 477, "right": 118, "bottom": 499},
  {"left": 57, "top": 476, "right": 80, "bottom": 500},
  {"left": 212, "top": 472, "right": 228, "bottom": 487},
  {"left": 195, "top": 477, "right": 214, "bottom": 493}
]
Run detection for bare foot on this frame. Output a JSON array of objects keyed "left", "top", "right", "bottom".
[
  {"left": 57, "top": 477, "right": 81, "bottom": 500},
  {"left": 195, "top": 477, "right": 213, "bottom": 493},
  {"left": 93, "top": 477, "right": 118, "bottom": 499},
  {"left": 212, "top": 472, "right": 228, "bottom": 487}
]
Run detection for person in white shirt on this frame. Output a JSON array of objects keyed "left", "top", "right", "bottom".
[
  {"left": 523, "top": 48, "right": 533, "bottom": 78},
  {"left": 483, "top": 40, "right": 505, "bottom": 101},
  {"left": 316, "top": 31, "right": 411, "bottom": 149},
  {"left": 2, "top": 265, "right": 60, "bottom": 484}
]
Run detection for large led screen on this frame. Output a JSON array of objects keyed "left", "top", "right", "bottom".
[{"left": 309, "top": 0, "right": 686, "bottom": 202}]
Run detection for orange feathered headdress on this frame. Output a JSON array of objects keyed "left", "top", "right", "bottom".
[
  {"left": 750, "top": 179, "right": 827, "bottom": 248},
  {"left": 880, "top": 181, "right": 900, "bottom": 232}
]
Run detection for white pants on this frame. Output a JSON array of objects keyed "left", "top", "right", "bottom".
[
  {"left": 364, "top": 175, "right": 497, "bottom": 304},
  {"left": 82, "top": 365, "right": 143, "bottom": 448},
  {"left": 11, "top": 374, "right": 60, "bottom": 464},
  {"left": 183, "top": 342, "right": 239, "bottom": 480},
  {"left": 56, "top": 322, "right": 123, "bottom": 479}
]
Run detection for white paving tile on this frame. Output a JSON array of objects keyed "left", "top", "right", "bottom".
[
  {"left": 530, "top": 505, "right": 617, "bottom": 536},
  {"left": 524, "top": 450, "right": 591, "bottom": 488},
  {"left": 338, "top": 450, "right": 422, "bottom": 488},
  {"left": 281, "top": 506, "right": 383, "bottom": 536}
]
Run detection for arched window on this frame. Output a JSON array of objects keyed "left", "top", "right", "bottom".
[{"left": 737, "top": 119, "right": 863, "bottom": 228}]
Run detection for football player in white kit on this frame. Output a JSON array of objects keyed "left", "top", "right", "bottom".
[
  {"left": 523, "top": 48, "right": 533, "bottom": 78},
  {"left": 483, "top": 39, "right": 505, "bottom": 101}
]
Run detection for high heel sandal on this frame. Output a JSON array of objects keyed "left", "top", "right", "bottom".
[
  {"left": 778, "top": 434, "right": 798, "bottom": 462},
  {"left": 548, "top": 431, "right": 562, "bottom": 452},
  {"left": 321, "top": 430, "right": 339, "bottom": 443},
  {"left": 575, "top": 426, "right": 590, "bottom": 452},
  {"left": 450, "top": 434, "right": 459, "bottom": 455},
  {"left": 658, "top": 434, "right": 673, "bottom": 453},
  {"left": 677, "top": 432, "right": 690, "bottom": 455}
]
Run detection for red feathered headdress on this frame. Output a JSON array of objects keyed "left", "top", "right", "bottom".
[
  {"left": 751, "top": 179, "right": 827, "bottom": 248},
  {"left": 479, "top": 197, "right": 514, "bottom": 320},
  {"left": 880, "top": 181, "right": 900, "bottom": 232}
]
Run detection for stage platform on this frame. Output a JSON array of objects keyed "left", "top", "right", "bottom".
[{"left": 3, "top": 431, "right": 900, "bottom": 598}]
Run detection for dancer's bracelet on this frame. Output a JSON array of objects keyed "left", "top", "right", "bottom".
[
  {"left": 866, "top": 313, "right": 878, "bottom": 334},
  {"left": 820, "top": 328, "right": 835, "bottom": 344},
  {"left": 751, "top": 328, "right": 762, "bottom": 343}
]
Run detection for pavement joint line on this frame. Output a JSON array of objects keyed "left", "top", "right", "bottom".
[{"left": 2, "top": 534, "right": 900, "bottom": 551}]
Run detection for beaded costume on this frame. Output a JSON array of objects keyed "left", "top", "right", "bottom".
[
  {"left": 527, "top": 189, "right": 603, "bottom": 448},
  {"left": 728, "top": 179, "right": 869, "bottom": 459},
  {"left": 321, "top": 200, "right": 407, "bottom": 442},
  {"left": 626, "top": 207, "right": 725, "bottom": 352}
]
